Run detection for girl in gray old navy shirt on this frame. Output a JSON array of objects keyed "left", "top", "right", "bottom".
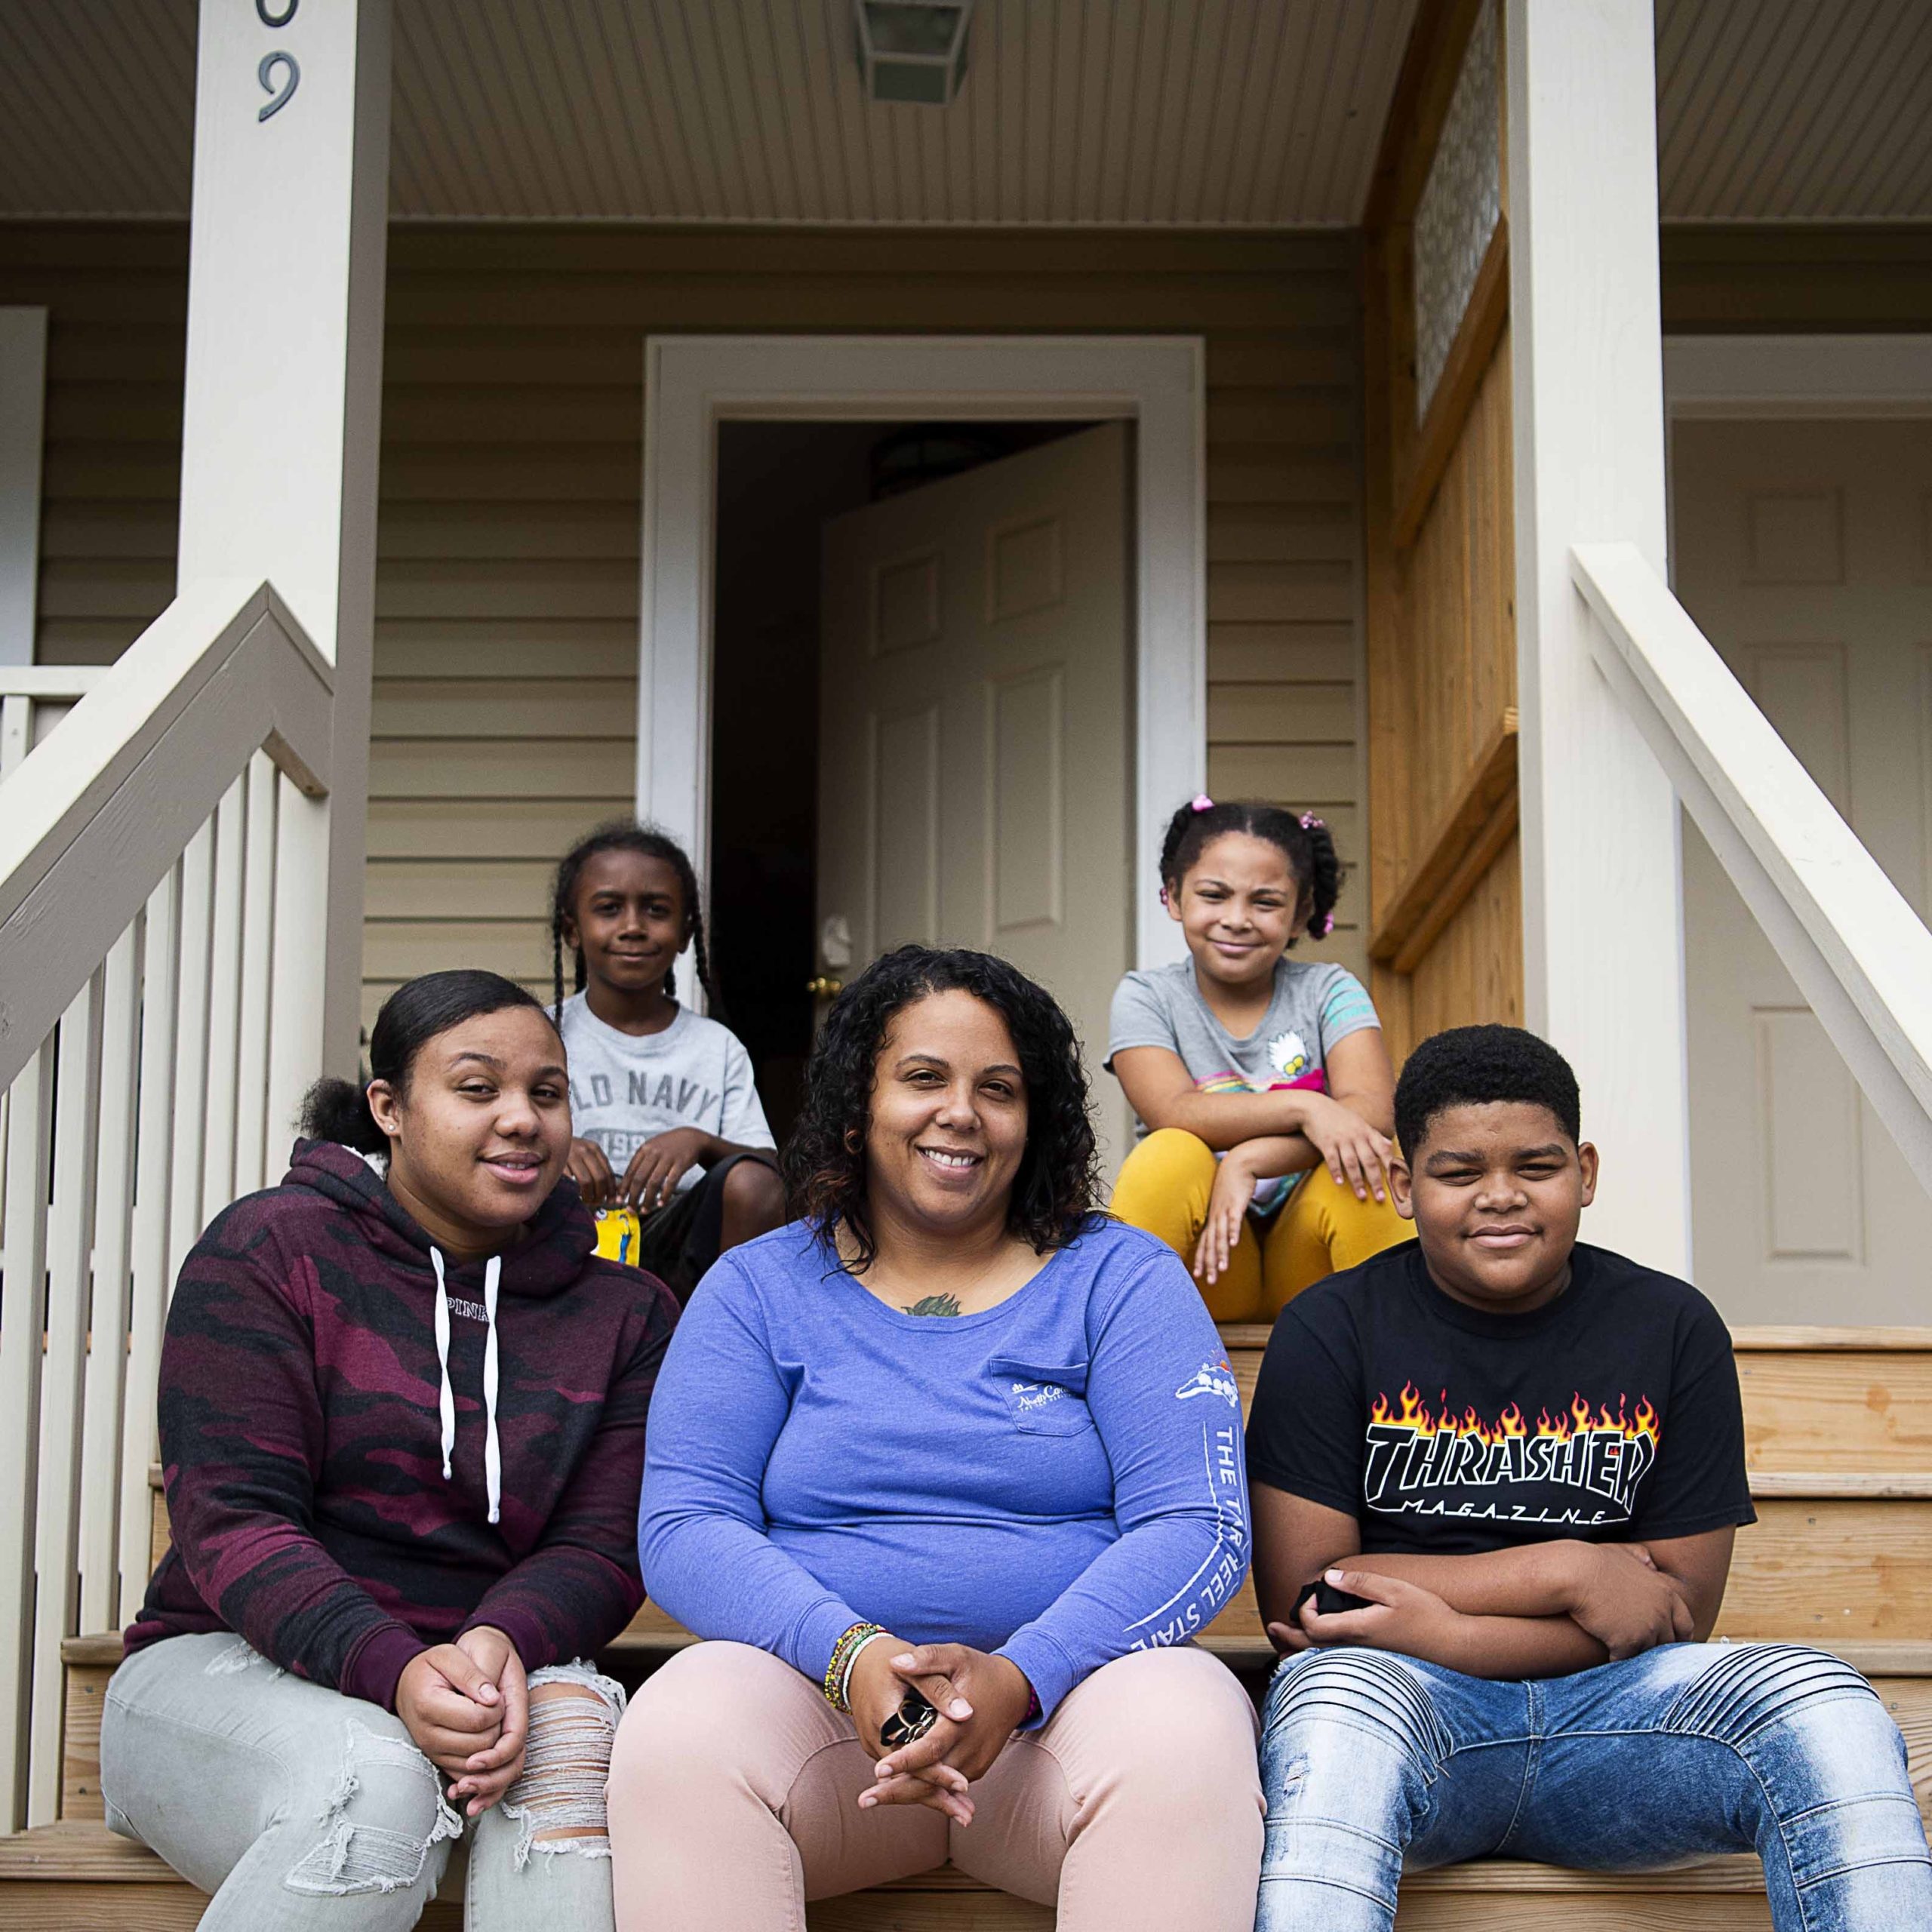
[
  {"left": 549, "top": 820, "right": 783, "bottom": 1300},
  {"left": 1106, "top": 797, "right": 1409, "bottom": 1323}
]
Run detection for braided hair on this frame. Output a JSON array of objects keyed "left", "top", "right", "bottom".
[
  {"left": 1157, "top": 795, "right": 1343, "bottom": 946},
  {"left": 548, "top": 818, "right": 723, "bottom": 1022}
]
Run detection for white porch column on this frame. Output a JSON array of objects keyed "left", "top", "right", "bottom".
[
  {"left": 177, "top": 0, "right": 389, "bottom": 1121},
  {"left": 1506, "top": 0, "right": 1689, "bottom": 1274}
]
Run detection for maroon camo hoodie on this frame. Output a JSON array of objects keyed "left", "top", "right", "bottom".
[{"left": 125, "top": 1139, "right": 678, "bottom": 1709}]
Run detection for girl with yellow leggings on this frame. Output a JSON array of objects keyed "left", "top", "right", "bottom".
[{"left": 1107, "top": 797, "right": 1410, "bottom": 1323}]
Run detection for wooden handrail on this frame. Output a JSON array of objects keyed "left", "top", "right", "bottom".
[
  {"left": 0, "top": 581, "right": 331, "bottom": 1095},
  {"left": 1573, "top": 541, "right": 1932, "bottom": 1198},
  {"left": 0, "top": 668, "right": 109, "bottom": 698}
]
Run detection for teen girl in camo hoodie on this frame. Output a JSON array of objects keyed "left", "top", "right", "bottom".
[{"left": 103, "top": 969, "right": 676, "bottom": 1932}]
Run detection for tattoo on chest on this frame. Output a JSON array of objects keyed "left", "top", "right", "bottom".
[{"left": 903, "top": 1293, "right": 964, "bottom": 1318}]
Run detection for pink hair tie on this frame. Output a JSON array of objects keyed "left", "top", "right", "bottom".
[
  {"left": 1318, "top": 912, "right": 1336, "bottom": 938},
  {"left": 1190, "top": 794, "right": 1214, "bottom": 813},
  {"left": 1300, "top": 812, "right": 1324, "bottom": 830}
]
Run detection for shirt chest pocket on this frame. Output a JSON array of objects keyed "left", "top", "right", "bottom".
[{"left": 989, "top": 1357, "right": 1095, "bottom": 1438}]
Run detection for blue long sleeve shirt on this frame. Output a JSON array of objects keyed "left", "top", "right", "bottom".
[{"left": 638, "top": 1217, "right": 1251, "bottom": 1721}]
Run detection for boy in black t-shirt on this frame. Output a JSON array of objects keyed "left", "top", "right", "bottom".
[{"left": 1247, "top": 1026, "right": 1929, "bottom": 1932}]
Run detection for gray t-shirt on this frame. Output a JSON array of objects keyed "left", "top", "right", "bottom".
[
  {"left": 1106, "top": 957, "right": 1380, "bottom": 1211},
  {"left": 558, "top": 992, "right": 774, "bottom": 1192}
]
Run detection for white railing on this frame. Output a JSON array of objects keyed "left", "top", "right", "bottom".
[
  {"left": 0, "top": 667, "right": 108, "bottom": 781},
  {"left": 0, "top": 579, "right": 333, "bottom": 1832},
  {"left": 1572, "top": 542, "right": 1932, "bottom": 1195}
]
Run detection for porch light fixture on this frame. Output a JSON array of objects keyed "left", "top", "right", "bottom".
[{"left": 855, "top": 1, "right": 972, "bottom": 106}]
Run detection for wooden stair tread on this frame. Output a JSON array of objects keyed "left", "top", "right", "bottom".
[{"left": 0, "top": 1820, "right": 1770, "bottom": 1895}]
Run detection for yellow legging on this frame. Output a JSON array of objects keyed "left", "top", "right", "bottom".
[{"left": 1110, "top": 1127, "right": 1411, "bottom": 1323}]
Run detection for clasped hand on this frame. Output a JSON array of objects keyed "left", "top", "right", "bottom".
[
  {"left": 395, "top": 1625, "right": 528, "bottom": 1817},
  {"left": 567, "top": 1127, "right": 715, "bottom": 1211},
  {"left": 848, "top": 1639, "right": 1035, "bottom": 1827}
]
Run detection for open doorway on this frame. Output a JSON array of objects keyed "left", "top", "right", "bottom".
[{"left": 707, "top": 418, "right": 1128, "bottom": 1151}]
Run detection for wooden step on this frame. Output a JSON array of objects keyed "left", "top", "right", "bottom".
[
  {"left": 54, "top": 1629, "right": 1932, "bottom": 1844},
  {"left": 0, "top": 1818, "right": 1782, "bottom": 1929}
]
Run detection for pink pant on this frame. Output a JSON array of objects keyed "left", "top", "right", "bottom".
[{"left": 606, "top": 1640, "right": 1263, "bottom": 1930}]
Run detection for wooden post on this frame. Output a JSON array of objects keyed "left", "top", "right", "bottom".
[
  {"left": 176, "top": 0, "right": 389, "bottom": 1134},
  {"left": 1506, "top": 0, "right": 1690, "bottom": 1274}
]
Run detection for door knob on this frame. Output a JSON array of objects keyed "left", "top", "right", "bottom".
[{"left": 806, "top": 975, "right": 844, "bottom": 998}]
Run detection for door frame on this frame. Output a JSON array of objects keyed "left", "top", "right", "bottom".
[{"left": 638, "top": 334, "right": 1206, "bottom": 973}]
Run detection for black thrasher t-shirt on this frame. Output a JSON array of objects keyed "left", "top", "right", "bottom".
[{"left": 1246, "top": 1240, "right": 1755, "bottom": 1554}]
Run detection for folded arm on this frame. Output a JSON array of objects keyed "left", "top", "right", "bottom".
[{"left": 1253, "top": 1484, "right": 1733, "bottom": 1680}]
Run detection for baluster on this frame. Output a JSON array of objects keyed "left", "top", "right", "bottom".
[
  {"left": 78, "top": 921, "right": 143, "bottom": 1635},
  {"left": 120, "top": 866, "right": 180, "bottom": 1624},
  {"left": 29, "top": 973, "right": 105, "bottom": 1826},
  {"left": 202, "top": 780, "right": 248, "bottom": 1224},
  {"left": 266, "top": 773, "right": 333, "bottom": 1163},
  {"left": 168, "top": 822, "right": 216, "bottom": 1297},
  {"left": 0, "top": 1035, "right": 55, "bottom": 1834},
  {"left": 233, "top": 751, "right": 279, "bottom": 1199}
]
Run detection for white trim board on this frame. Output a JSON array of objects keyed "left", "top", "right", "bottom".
[
  {"left": 1664, "top": 334, "right": 1932, "bottom": 419},
  {"left": 0, "top": 308, "right": 48, "bottom": 667},
  {"left": 638, "top": 334, "right": 1208, "bottom": 972}
]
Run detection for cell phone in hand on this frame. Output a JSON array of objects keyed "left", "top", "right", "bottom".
[{"left": 1294, "top": 1577, "right": 1375, "bottom": 1619}]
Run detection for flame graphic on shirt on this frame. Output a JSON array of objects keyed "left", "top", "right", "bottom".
[{"left": 1367, "top": 1383, "right": 1660, "bottom": 1451}]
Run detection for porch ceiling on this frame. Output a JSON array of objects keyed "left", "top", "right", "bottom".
[{"left": 0, "top": 1, "right": 1927, "bottom": 228}]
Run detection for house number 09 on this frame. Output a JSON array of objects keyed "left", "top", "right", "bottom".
[{"left": 257, "top": 0, "right": 300, "bottom": 123}]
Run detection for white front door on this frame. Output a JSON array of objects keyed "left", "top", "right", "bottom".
[
  {"left": 1674, "top": 417, "right": 1932, "bottom": 1325},
  {"left": 817, "top": 423, "right": 1133, "bottom": 1169}
]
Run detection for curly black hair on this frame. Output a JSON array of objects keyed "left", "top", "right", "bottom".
[
  {"left": 783, "top": 944, "right": 1104, "bottom": 1272},
  {"left": 1393, "top": 1024, "right": 1583, "bottom": 1158},
  {"left": 549, "top": 818, "right": 721, "bottom": 1023},
  {"left": 1158, "top": 797, "right": 1342, "bottom": 945}
]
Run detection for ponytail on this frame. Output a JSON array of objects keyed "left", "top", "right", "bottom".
[{"left": 298, "top": 1075, "right": 388, "bottom": 1157}]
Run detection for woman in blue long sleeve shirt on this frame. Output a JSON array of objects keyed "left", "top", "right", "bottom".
[{"left": 608, "top": 946, "right": 1263, "bottom": 1928}]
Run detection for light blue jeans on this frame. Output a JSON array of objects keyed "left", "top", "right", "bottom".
[
  {"left": 1255, "top": 1641, "right": 1932, "bottom": 1932},
  {"left": 101, "top": 1631, "right": 624, "bottom": 1930}
]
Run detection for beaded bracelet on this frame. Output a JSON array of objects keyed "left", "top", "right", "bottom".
[{"left": 823, "top": 1621, "right": 886, "bottom": 1711}]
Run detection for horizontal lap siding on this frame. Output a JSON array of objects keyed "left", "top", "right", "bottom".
[
  {"left": 2, "top": 230, "right": 186, "bottom": 668},
  {"left": 371, "top": 229, "right": 1371, "bottom": 1020},
  {"left": 4, "top": 223, "right": 1369, "bottom": 1029}
]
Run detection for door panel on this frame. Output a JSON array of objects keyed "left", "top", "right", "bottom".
[
  {"left": 1674, "top": 418, "right": 1932, "bottom": 1324},
  {"left": 818, "top": 424, "right": 1133, "bottom": 1168}
]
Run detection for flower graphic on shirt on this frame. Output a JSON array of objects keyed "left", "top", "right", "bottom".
[{"left": 1267, "top": 1029, "right": 1312, "bottom": 1081}]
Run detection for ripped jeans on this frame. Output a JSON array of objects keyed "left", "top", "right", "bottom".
[
  {"left": 100, "top": 1631, "right": 624, "bottom": 1931},
  {"left": 1255, "top": 1641, "right": 1932, "bottom": 1932}
]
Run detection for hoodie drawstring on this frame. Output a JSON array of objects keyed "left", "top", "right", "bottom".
[
  {"left": 429, "top": 1247, "right": 457, "bottom": 1481},
  {"left": 481, "top": 1254, "right": 502, "bottom": 1526},
  {"left": 429, "top": 1247, "right": 504, "bottom": 1526}
]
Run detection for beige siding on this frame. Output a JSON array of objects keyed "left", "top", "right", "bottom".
[{"left": 5, "top": 222, "right": 1369, "bottom": 1031}]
